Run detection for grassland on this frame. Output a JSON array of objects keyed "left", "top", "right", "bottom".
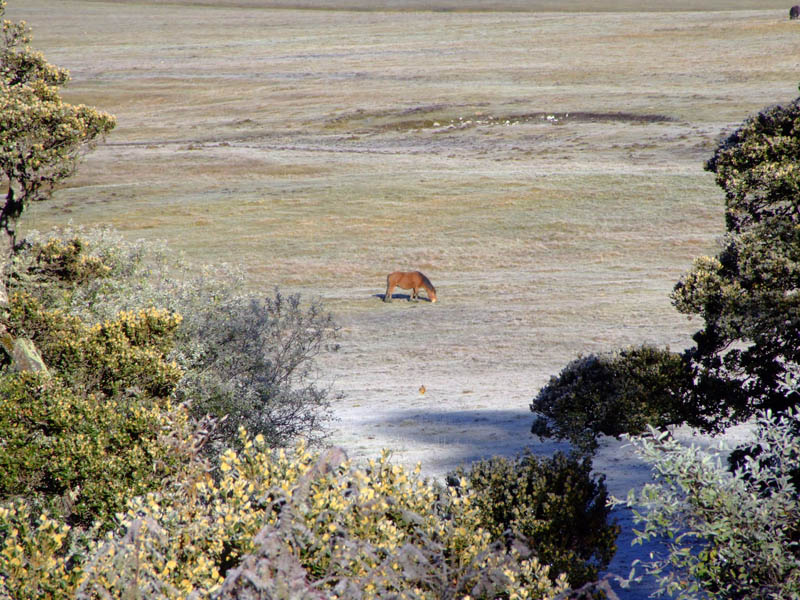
[
  {"left": 10, "top": 0, "right": 799, "bottom": 465},
  {"left": 11, "top": 0, "right": 800, "bottom": 455}
]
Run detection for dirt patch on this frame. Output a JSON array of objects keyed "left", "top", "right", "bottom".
[
  {"left": 512, "top": 111, "right": 676, "bottom": 124},
  {"left": 326, "top": 107, "right": 675, "bottom": 134}
]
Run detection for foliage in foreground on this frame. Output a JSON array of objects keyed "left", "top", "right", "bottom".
[
  {"left": 5, "top": 229, "right": 339, "bottom": 453},
  {"left": 449, "top": 451, "right": 619, "bottom": 590},
  {"left": 0, "top": 288, "right": 195, "bottom": 528},
  {"left": 530, "top": 345, "right": 692, "bottom": 452},
  {"left": 617, "top": 408, "right": 800, "bottom": 600},
  {"left": 1, "top": 438, "right": 570, "bottom": 600}
]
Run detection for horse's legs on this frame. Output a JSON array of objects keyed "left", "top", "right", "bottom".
[
  {"left": 385, "top": 282, "right": 394, "bottom": 302},
  {"left": 411, "top": 287, "right": 419, "bottom": 301}
]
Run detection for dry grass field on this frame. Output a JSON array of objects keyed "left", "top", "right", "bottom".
[
  {"left": 8, "top": 1, "right": 800, "bottom": 592},
  {"left": 12, "top": 0, "right": 800, "bottom": 463}
]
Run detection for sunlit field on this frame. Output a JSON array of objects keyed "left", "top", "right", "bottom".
[{"left": 11, "top": 0, "right": 799, "bottom": 471}]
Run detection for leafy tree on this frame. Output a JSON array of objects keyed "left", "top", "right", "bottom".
[
  {"left": 0, "top": 1, "right": 115, "bottom": 254},
  {"left": 672, "top": 90, "right": 800, "bottom": 431},
  {"left": 617, "top": 409, "right": 800, "bottom": 600}
]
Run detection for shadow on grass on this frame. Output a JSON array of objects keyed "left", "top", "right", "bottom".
[
  {"left": 373, "top": 293, "right": 434, "bottom": 302},
  {"left": 361, "top": 407, "right": 573, "bottom": 474}
]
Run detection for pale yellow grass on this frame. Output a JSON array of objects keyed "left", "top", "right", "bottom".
[
  {"left": 12, "top": 0, "right": 797, "bottom": 403},
  {"left": 10, "top": 0, "right": 796, "bottom": 445}
]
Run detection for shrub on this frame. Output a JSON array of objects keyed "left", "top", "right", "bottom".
[
  {"left": 0, "top": 500, "right": 83, "bottom": 600},
  {"left": 616, "top": 408, "right": 800, "bottom": 600},
  {"left": 4, "top": 228, "right": 234, "bottom": 324},
  {"left": 176, "top": 291, "right": 338, "bottom": 452},
  {"left": 449, "top": 451, "right": 619, "bottom": 590},
  {"left": 6, "top": 228, "right": 339, "bottom": 454},
  {"left": 1, "top": 440, "right": 569, "bottom": 600},
  {"left": 5, "top": 236, "right": 111, "bottom": 307},
  {"left": 68, "top": 437, "right": 569, "bottom": 600},
  {"left": 5, "top": 291, "right": 182, "bottom": 397},
  {"left": 0, "top": 371, "right": 197, "bottom": 528},
  {"left": 0, "top": 289, "right": 195, "bottom": 528},
  {"left": 531, "top": 345, "right": 692, "bottom": 453}
]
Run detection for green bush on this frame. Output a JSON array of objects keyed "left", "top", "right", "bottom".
[
  {"left": 530, "top": 345, "right": 693, "bottom": 452},
  {"left": 0, "top": 290, "right": 195, "bottom": 528},
  {"left": 1, "top": 266, "right": 195, "bottom": 528},
  {"left": 448, "top": 451, "right": 619, "bottom": 590},
  {"left": 0, "top": 371, "right": 195, "bottom": 528},
  {"left": 617, "top": 408, "right": 800, "bottom": 599},
  {"left": 4, "top": 229, "right": 225, "bottom": 323},
  {"left": 5, "top": 291, "right": 182, "bottom": 398},
  {"left": 6, "top": 228, "right": 339, "bottom": 454}
]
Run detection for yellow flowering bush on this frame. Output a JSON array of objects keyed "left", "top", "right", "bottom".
[
  {"left": 0, "top": 501, "right": 82, "bottom": 600},
  {"left": 77, "top": 435, "right": 569, "bottom": 600},
  {"left": 5, "top": 237, "right": 112, "bottom": 308},
  {"left": 24, "top": 237, "right": 111, "bottom": 285},
  {"left": 5, "top": 291, "right": 182, "bottom": 398},
  {"left": 0, "top": 287, "right": 191, "bottom": 528}
]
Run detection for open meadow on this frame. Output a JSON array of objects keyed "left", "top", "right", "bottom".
[{"left": 8, "top": 0, "right": 800, "bottom": 594}]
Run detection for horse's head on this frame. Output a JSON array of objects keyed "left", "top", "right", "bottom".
[{"left": 429, "top": 289, "right": 437, "bottom": 303}]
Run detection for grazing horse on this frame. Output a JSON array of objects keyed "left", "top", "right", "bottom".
[
  {"left": 792, "top": 5, "right": 800, "bottom": 19},
  {"left": 384, "top": 271, "right": 437, "bottom": 303}
]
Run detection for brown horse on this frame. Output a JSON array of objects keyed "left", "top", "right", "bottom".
[{"left": 384, "top": 271, "right": 437, "bottom": 303}]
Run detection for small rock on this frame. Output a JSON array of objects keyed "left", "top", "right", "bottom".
[{"left": 11, "top": 338, "right": 48, "bottom": 373}]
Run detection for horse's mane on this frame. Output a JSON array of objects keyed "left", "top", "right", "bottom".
[{"left": 418, "top": 272, "right": 436, "bottom": 292}]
